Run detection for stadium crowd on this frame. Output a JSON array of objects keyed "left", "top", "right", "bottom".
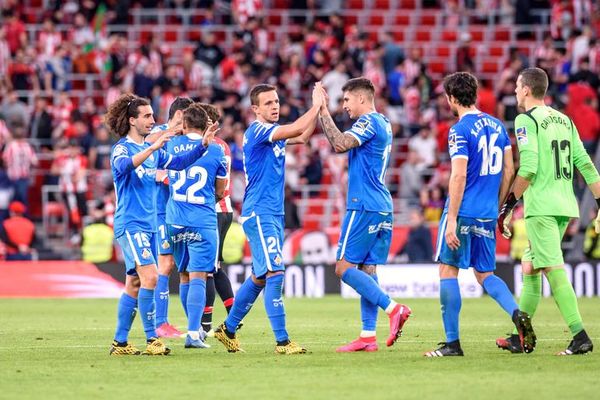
[{"left": 0, "top": 0, "right": 600, "bottom": 260}]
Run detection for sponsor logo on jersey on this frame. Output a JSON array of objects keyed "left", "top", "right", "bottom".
[
  {"left": 459, "top": 225, "right": 494, "bottom": 239},
  {"left": 516, "top": 126, "right": 528, "bottom": 145},
  {"left": 368, "top": 221, "right": 393, "bottom": 234},
  {"left": 273, "top": 144, "right": 286, "bottom": 158},
  {"left": 141, "top": 248, "right": 152, "bottom": 259}
]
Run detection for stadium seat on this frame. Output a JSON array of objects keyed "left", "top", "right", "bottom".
[
  {"left": 374, "top": 0, "right": 391, "bottom": 8},
  {"left": 469, "top": 29, "right": 485, "bottom": 42},
  {"left": 441, "top": 30, "right": 458, "bottom": 41},
  {"left": 435, "top": 45, "right": 451, "bottom": 57},
  {"left": 348, "top": 0, "right": 364, "bottom": 9},
  {"left": 428, "top": 61, "right": 446, "bottom": 74},
  {"left": 392, "top": 30, "right": 405, "bottom": 42},
  {"left": 419, "top": 14, "right": 437, "bottom": 26},
  {"left": 272, "top": 0, "right": 290, "bottom": 8},
  {"left": 268, "top": 14, "right": 282, "bottom": 26},
  {"left": 481, "top": 61, "right": 500, "bottom": 73},
  {"left": 488, "top": 45, "right": 505, "bottom": 57},
  {"left": 394, "top": 15, "right": 411, "bottom": 26},
  {"left": 399, "top": 0, "right": 417, "bottom": 9},
  {"left": 164, "top": 29, "right": 179, "bottom": 42},
  {"left": 369, "top": 13, "right": 386, "bottom": 26},
  {"left": 414, "top": 29, "right": 432, "bottom": 42},
  {"left": 494, "top": 27, "right": 511, "bottom": 41}
]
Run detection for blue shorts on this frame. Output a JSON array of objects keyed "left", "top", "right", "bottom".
[
  {"left": 241, "top": 214, "right": 285, "bottom": 278},
  {"left": 435, "top": 212, "right": 496, "bottom": 272},
  {"left": 116, "top": 230, "right": 158, "bottom": 276},
  {"left": 156, "top": 214, "right": 173, "bottom": 256},
  {"left": 336, "top": 210, "right": 393, "bottom": 265},
  {"left": 169, "top": 225, "right": 218, "bottom": 273}
]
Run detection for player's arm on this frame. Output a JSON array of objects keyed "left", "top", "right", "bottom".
[
  {"left": 272, "top": 84, "right": 323, "bottom": 142},
  {"left": 317, "top": 105, "right": 360, "bottom": 153},
  {"left": 287, "top": 118, "right": 318, "bottom": 145},
  {"left": 112, "top": 135, "right": 174, "bottom": 176},
  {"left": 570, "top": 121, "right": 600, "bottom": 233},
  {"left": 498, "top": 145, "right": 515, "bottom": 206},
  {"left": 445, "top": 157, "right": 467, "bottom": 250},
  {"left": 145, "top": 117, "right": 184, "bottom": 144},
  {"left": 498, "top": 114, "right": 538, "bottom": 237},
  {"left": 215, "top": 178, "right": 226, "bottom": 202}
]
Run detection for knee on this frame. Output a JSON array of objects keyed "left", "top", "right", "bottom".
[
  {"left": 475, "top": 271, "right": 492, "bottom": 286},
  {"left": 125, "top": 281, "right": 140, "bottom": 298},
  {"left": 335, "top": 262, "right": 350, "bottom": 278}
]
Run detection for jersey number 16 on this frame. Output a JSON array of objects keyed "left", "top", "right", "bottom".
[{"left": 478, "top": 134, "right": 502, "bottom": 176}]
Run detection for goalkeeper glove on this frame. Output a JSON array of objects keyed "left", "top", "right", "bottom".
[
  {"left": 595, "top": 198, "right": 600, "bottom": 234},
  {"left": 498, "top": 193, "right": 518, "bottom": 239}
]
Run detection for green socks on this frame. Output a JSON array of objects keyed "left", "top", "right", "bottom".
[
  {"left": 547, "top": 268, "right": 584, "bottom": 336},
  {"left": 513, "top": 273, "right": 542, "bottom": 335}
]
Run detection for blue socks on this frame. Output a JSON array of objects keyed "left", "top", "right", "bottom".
[
  {"left": 225, "top": 277, "right": 263, "bottom": 333},
  {"left": 114, "top": 293, "right": 137, "bottom": 343},
  {"left": 440, "top": 278, "right": 461, "bottom": 342},
  {"left": 138, "top": 288, "right": 157, "bottom": 340},
  {"left": 361, "top": 273, "right": 379, "bottom": 332},
  {"left": 187, "top": 278, "right": 207, "bottom": 333},
  {"left": 342, "top": 268, "right": 391, "bottom": 310},
  {"left": 155, "top": 274, "right": 169, "bottom": 326},
  {"left": 483, "top": 275, "right": 519, "bottom": 316},
  {"left": 264, "top": 274, "right": 289, "bottom": 342},
  {"left": 180, "top": 282, "right": 190, "bottom": 317}
]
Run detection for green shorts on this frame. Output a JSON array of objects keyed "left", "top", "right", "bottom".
[{"left": 522, "top": 216, "right": 570, "bottom": 269}]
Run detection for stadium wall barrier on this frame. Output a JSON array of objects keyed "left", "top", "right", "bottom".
[{"left": 2, "top": 261, "right": 599, "bottom": 298}]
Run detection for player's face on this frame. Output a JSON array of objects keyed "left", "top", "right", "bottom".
[
  {"left": 445, "top": 94, "right": 459, "bottom": 116},
  {"left": 342, "top": 91, "right": 361, "bottom": 119},
  {"left": 130, "top": 105, "right": 155, "bottom": 136},
  {"left": 515, "top": 75, "right": 526, "bottom": 109},
  {"left": 254, "top": 90, "right": 280, "bottom": 123}
]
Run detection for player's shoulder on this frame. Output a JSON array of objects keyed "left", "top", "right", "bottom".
[
  {"left": 247, "top": 120, "right": 277, "bottom": 135},
  {"left": 112, "top": 138, "right": 132, "bottom": 157}
]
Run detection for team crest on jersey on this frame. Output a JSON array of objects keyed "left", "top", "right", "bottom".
[
  {"left": 516, "top": 126, "right": 528, "bottom": 145},
  {"left": 161, "top": 240, "right": 170, "bottom": 250},
  {"left": 353, "top": 119, "right": 370, "bottom": 135},
  {"left": 141, "top": 248, "right": 152, "bottom": 259},
  {"left": 273, "top": 255, "right": 282, "bottom": 266},
  {"left": 273, "top": 144, "right": 286, "bottom": 158}
]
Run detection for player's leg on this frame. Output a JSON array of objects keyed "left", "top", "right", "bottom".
[
  {"left": 201, "top": 273, "right": 216, "bottom": 334},
  {"left": 215, "top": 212, "right": 235, "bottom": 314},
  {"left": 185, "top": 271, "right": 210, "bottom": 349},
  {"left": 336, "top": 211, "right": 409, "bottom": 348},
  {"left": 111, "top": 234, "right": 143, "bottom": 355},
  {"left": 529, "top": 216, "right": 592, "bottom": 355},
  {"left": 137, "top": 262, "right": 170, "bottom": 355},
  {"left": 170, "top": 224, "right": 190, "bottom": 318},
  {"left": 179, "top": 272, "right": 189, "bottom": 317},
  {"left": 155, "top": 218, "right": 180, "bottom": 337},
  {"left": 425, "top": 213, "right": 467, "bottom": 357}
]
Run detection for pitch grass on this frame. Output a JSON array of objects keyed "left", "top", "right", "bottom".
[{"left": 1, "top": 297, "right": 599, "bottom": 400}]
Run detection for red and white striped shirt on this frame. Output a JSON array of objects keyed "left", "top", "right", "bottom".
[
  {"left": 2, "top": 139, "right": 38, "bottom": 180},
  {"left": 214, "top": 137, "right": 233, "bottom": 213},
  {"left": 0, "top": 38, "right": 10, "bottom": 76}
]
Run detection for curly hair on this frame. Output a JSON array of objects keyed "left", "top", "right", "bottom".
[
  {"left": 104, "top": 94, "right": 150, "bottom": 138},
  {"left": 183, "top": 103, "right": 209, "bottom": 132},
  {"left": 197, "top": 102, "right": 221, "bottom": 123},
  {"left": 443, "top": 72, "right": 478, "bottom": 107}
]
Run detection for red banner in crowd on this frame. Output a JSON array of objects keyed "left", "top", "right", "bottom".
[{"left": 0, "top": 261, "right": 124, "bottom": 298}]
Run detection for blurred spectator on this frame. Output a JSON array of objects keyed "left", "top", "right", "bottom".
[
  {"left": 2, "top": 123, "right": 38, "bottom": 207},
  {"left": 496, "top": 79, "right": 519, "bottom": 122},
  {"left": 569, "top": 57, "right": 600, "bottom": 91},
  {"left": 284, "top": 185, "right": 301, "bottom": 230},
  {"left": 2, "top": 10, "right": 27, "bottom": 55},
  {"left": 30, "top": 96, "right": 54, "bottom": 148},
  {"left": 222, "top": 220, "right": 247, "bottom": 264},
  {"left": 0, "top": 201, "right": 36, "bottom": 260},
  {"left": 408, "top": 127, "right": 437, "bottom": 171},
  {"left": 535, "top": 34, "right": 556, "bottom": 71},
  {"left": 0, "top": 27, "right": 10, "bottom": 91},
  {"left": 81, "top": 203, "right": 114, "bottom": 263},
  {"left": 402, "top": 208, "right": 433, "bottom": 263},
  {"left": 194, "top": 32, "right": 225, "bottom": 77},
  {"left": 421, "top": 186, "right": 444, "bottom": 223},
  {"left": 584, "top": 209, "right": 600, "bottom": 260},
  {"left": 510, "top": 205, "right": 528, "bottom": 261},
  {"left": 380, "top": 32, "right": 404, "bottom": 77},
  {"left": 399, "top": 150, "right": 422, "bottom": 206},
  {"left": 322, "top": 63, "right": 349, "bottom": 109},
  {"left": 88, "top": 125, "right": 114, "bottom": 170},
  {"left": 477, "top": 79, "right": 496, "bottom": 115},
  {"left": 51, "top": 139, "right": 89, "bottom": 240},
  {"left": 456, "top": 32, "right": 474, "bottom": 72},
  {"left": 571, "top": 25, "right": 592, "bottom": 73},
  {"left": 565, "top": 83, "right": 600, "bottom": 154},
  {"left": 552, "top": 47, "right": 572, "bottom": 94},
  {"left": 0, "top": 91, "right": 29, "bottom": 131},
  {"left": 588, "top": 38, "right": 600, "bottom": 74},
  {"left": 300, "top": 142, "right": 323, "bottom": 189},
  {"left": 551, "top": 0, "right": 574, "bottom": 40},
  {"left": 0, "top": 160, "right": 13, "bottom": 221}
]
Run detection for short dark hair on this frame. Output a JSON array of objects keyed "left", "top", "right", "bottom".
[
  {"left": 443, "top": 72, "right": 478, "bottom": 107},
  {"left": 250, "top": 84, "right": 277, "bottom": 106},
  {"left": 197, "top": 103, "right": 220, "bottom": 122},
  {"left": 105, "top": 94, "right": 151, "bottom": 137},
  {"left": 168, "top": 97, "right": 193, "bottom": 121},
  {"left": 518, "top": 67, "right": 548, "bottom": 99},
  {"left": 341, "top": 77, "right": 375, "bottom": 98},
  {"left": 183, "top": 103, "right": 209, "bottom": 132}
]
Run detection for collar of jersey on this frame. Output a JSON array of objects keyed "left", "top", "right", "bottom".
[
  {"left": 460, "top": 109, "right": 482, "bottom": 119},
  {"left": 125, "top": 136, "right": 145, "bottom": 145},
  {"left": 185, "top": 132, "right": 203, "bottom": 140}
]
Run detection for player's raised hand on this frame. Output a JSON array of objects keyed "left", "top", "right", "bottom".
[
  {"left": 203, "top": 121, "right": 220, "bottom": 147},
  {"left": 312, "top": 82, "right": 325, "bottom": 109},
  {"left": 149, "top": 130, "right": 174, "bottom": 151},
  {"left": 445, "top": 218, "right": 460, "bottom": 250},
  {"left": 594, "top": 208, "right": 600, "bottom": 234}
]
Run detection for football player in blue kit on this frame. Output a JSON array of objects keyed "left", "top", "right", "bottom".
[
  {"left": 317, "top": 78, "right": 412, "bottom": 352},
  {"left": 106, "top": 94, "right": 215, "bottom": 356},
  {"left": 214, "top": 83, "right": 324, "bottom": 354},
  {"left": 424, "top": 72, "right": 536, "bottom": 357},
  {"left": 150, "top": 96, "right": 193, "bottom": 339},
  {"left": 165, "top": 103, "right": 226, "bottom": 349}
]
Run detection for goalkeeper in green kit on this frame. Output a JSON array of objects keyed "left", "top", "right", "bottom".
[{"left": 497, "top": 68, "right": 600, "bottom": 355}]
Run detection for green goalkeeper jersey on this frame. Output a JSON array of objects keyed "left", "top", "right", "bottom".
[{"left": 515, "top": 105, "right": 600, "bottom": 218}]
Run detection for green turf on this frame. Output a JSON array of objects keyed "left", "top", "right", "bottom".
[{"left": 1, "top": 296, "right": 599, "bottom": 400}]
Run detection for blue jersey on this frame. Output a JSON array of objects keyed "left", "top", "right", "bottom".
[
  {"left": 110, "top": 136, "right": 206, "bottom": 238},
  {"left": 444, "top": 111, "right": 511, "bottom": 219},
  {"left": 151, "top": 123, "right": 170, "bottom": 216},
  {"left": 165, "top": 133, "right": 227, "bottom": 229},
  {"left": 241, "top": 120, "right": 287, "bottom": 217},
  {"left": 345, "top": 112, "right": 393, "bottom": 212}
]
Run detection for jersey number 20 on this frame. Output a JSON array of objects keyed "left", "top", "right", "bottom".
[
  {"left": 171, "top": 166, "right": 208, "bottom": 204},
  {"left": 478, "top": 134, "right": 502, "bottom": 176}
]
